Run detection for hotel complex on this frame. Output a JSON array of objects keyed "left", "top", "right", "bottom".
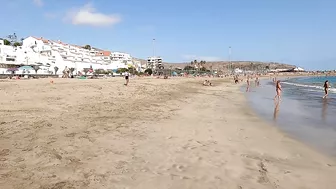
[
  {"left": 147, "top": 56, "right": 163, "bottom": 70},
  {"left": 0, "top": 36, "right": 153, "bottom": 75}
]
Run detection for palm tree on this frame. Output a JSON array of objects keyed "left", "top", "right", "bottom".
[
  {"left": 84, "top": 45, "right": 91, "bottom": 50},
  {"left": 33, "top": 65, "right": 40, "bottom": 74},
  {"left": 193, "top": 60, "right": 197, "bottom": 68},
  {"left": 3, "top": 39, "right": 11, "bottom": 45},
  {"left": 69, "top": 68, "right": 75, "bottom": 75},
  {"left": 83, "top": 68, "right": 90, "bottom": 75},
  {"left": 54, "top": 66, "right": 59, "bottom": 75},
  {"left": 13, "top": 42, "right": 22, "bottom": 47}
]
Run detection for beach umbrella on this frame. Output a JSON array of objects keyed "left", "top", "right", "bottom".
[{"left": 18, "top": 66, "right": 34, "bottom": 70}]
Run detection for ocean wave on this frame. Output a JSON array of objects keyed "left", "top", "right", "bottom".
[{"left": 282, "top": 82, "right": 336, "bottom": 93}]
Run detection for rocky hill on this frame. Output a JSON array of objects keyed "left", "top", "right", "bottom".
[{"left": 134, "top": 58, "right": 296, "bottom": 71}]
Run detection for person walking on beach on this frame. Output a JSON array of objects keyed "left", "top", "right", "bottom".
[
  {"left": 234, "top": 75, "right": 239, "bottom": 84},
  {"left": 274, "top": 80, "right": 282, "bottom": 101},
  {"left": 124, "top": 71, "right": 130, "bottom": 86},
  {"left": 323, "top": 80, "right": 329, "bottom": 98},
  {"left": 246, "top": 76, "right": 250, "bottom": 92}
]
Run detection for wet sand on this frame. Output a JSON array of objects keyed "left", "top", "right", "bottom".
[
  {"left": 0, "top": 77, "right": 336, "bottom": 189},
  {"left": 246, "top": 79, "right": 336, "bottom": 157}
]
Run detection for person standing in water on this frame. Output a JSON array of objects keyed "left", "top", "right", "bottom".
[
  {"left": 246, "top": 76, "right": 250, "bottom": 92},
  {"left": 255, "top": 76, "right": 260, "bottom": 86},
  {"left": 274, "top": 80, "right": 282, "bottom": 102},
  {"left": 323, "top": 80, "right": 329, "bottom": 98},
  {"left": 124, "top": 71, "right": 130, "bottom": 86}
]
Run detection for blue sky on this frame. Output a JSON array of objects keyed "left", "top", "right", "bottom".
[{"left": 1, "top": 0, "right": 336, "bottom": 70}]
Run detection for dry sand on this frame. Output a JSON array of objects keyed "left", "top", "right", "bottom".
[{"left": 0, "top": 77, "right": 336, "bottom": 189}]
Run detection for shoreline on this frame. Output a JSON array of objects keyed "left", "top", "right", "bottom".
[
  {"left": 1, "top": 78, "right": 336, "bottom": 188},
  {"left": 245, "top": 76, "right": 336, "bottom": 157}
]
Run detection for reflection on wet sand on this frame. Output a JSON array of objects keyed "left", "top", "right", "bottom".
[
  {"left": 322, "top": 98, "right": 328, "bottom": 122},
  {"left": 273, "top": 102, "right": 280, "bottom": 121}
]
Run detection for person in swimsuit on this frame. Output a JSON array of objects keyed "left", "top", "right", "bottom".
[
  {"left": 234, "top": 75, "right": 239, "bottom": 84},
  {"left": 124, "top": 71, "right": 129, "bottom": 86},
  {"left": 274, "top": 80, "right": 282, "bottom": 102},
  {"left": 255, "top": 77, "right": 260, "bottom": 86},
  {"left": 246, "top": 76, "right": 250, "bottom": 92},
  {"left": 323, "top": 80, "right": 329, "bottom": 98},
  {"left": 203, "top": 80, "right": 209, "bottom": 86}
]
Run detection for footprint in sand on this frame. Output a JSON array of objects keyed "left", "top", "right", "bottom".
[
  {"left": 0, "top": 149, "right": 10, "bottom": 156},
  {"left": 172, "top": 164, "right": 187, "bottom": 172},
  {"left": 65, "top": 132, "right": 77, "bottom": 137}
]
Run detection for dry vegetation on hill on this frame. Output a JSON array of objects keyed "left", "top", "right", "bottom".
[
  {"left": 165, "top": 61, "right": 295, "bottom": 71},
  {"left": 134, "top": 58, "right": 296, "bottom": 71}
]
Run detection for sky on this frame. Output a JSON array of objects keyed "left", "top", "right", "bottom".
[{"left": 1, "top": 0, "right": 336, "bottom": 70}]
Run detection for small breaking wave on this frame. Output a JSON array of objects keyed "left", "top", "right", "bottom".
[{"left": 282, "top": 81, "right": 336, "bottom": 93}]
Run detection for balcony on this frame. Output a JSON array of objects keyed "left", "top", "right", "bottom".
[
  {"left": 5, "top": 58, "right": 16, "bottom": 61},
  {"left": 48, "top": 56, "right": 56, "bottom": 60}
]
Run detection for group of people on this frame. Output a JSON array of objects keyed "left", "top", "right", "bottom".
[
  {"left": 273, "top": 79, "right": 331, "bottom": 102},
  {"left": 203, "top": 80, "right": 213, "bottom": 86},
  {"left": 243, "top": 75, "right": 331, "bottom": 102},
  {"left": 245, "top": 75, "right": 260, "bottom": 92}
]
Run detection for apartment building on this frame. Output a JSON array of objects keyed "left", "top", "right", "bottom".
[
  {"left": 147, "top": 56, "right": 163, "bottom": 69},
  {"left": 0, "top": 36, "right": 139, "bottom": 74}
]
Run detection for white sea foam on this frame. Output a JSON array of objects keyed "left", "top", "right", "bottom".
[{"left": 282, "top": 81, "right": 336, "bottom": 93}]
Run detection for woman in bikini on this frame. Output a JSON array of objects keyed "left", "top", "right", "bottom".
[
  {"left": 274, "top": 80, "right": 282, "bottom": 102},
  {"left": 323, "top": 80, "right": 329, "bottom": 98}
]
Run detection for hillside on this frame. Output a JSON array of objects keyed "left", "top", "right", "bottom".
[
  {"left": 134, "top": 58, "right": 296, "bottom": 71},
  {"left": 165, "top": 61, "right": 296, "bottom": 71}
]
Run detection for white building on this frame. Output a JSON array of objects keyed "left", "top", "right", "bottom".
[
  {"left": 0, "top": 36, "right": 139, "bottom": 75},
  {"left": 234, "top": 68, "right": 243, "bottom": 74},
  {"left": 293, "top": 67, "right": 305, "bottom": 72},
  {"left": 147, "top": 56, "right": 163, "bottom": 69}
]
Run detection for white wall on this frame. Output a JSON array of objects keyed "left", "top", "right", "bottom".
[{"left": 0, "top": 37, "right": 141, "bottom": 75}]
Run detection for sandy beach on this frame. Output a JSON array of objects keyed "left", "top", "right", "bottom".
[{"left": 1, "top": 77, "right": 336, "bottom": 189}]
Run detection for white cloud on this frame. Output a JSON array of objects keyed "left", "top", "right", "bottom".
[
  {"left": 33, "top": 0, "right": 43, "bottom": 7},
  {"left": 64, "top": 3, "right": 121, "bottom": 27},
  {"left": 182, "top": 54, "right": 222, "bottom": 61}
]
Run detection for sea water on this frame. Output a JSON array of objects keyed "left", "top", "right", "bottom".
[{"left": 246, "top": 76, "right": 336, "bottom": 156}]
